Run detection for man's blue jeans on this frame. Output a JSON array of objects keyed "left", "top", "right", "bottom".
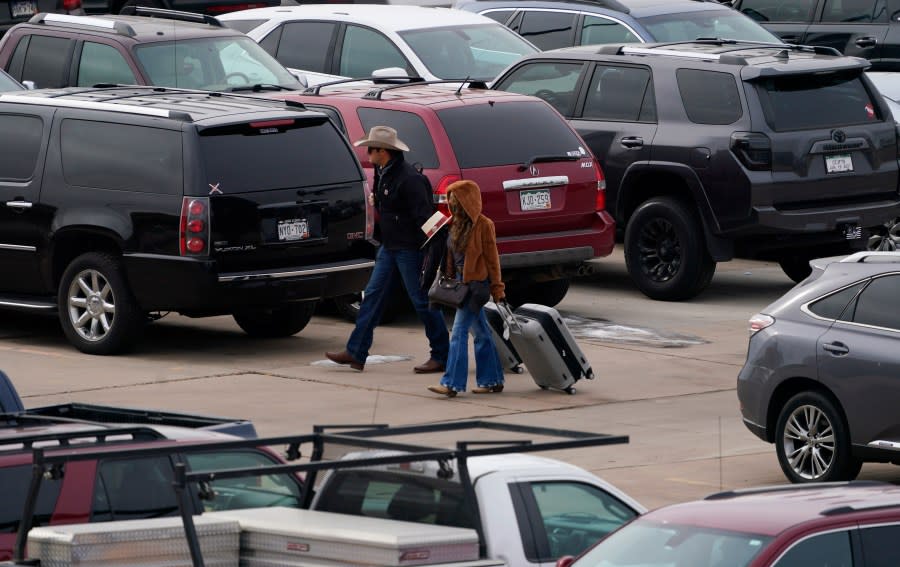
[
  {"left": 439, "top": 306, "right": 504, "bottom": 393},
  {"left": 346, "top": 247, "right": 448, "bottom": 365}
]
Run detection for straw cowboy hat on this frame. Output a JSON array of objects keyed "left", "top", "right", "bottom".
[{"left": 353, "top": 125, "right": 410, "bottom": 152}]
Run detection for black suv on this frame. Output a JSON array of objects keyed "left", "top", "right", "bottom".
[
  {"left": 0, "top": 87, "right": 373, "bottom": 354},
  {"left": 0, "top": 10, "right": 302, "bottom": 92},
  {"left": 493, "top": 40, "right": 900, "bottom": 300},
  {"left": 733, "top": 0, "right": 900, "bottom": 70}
]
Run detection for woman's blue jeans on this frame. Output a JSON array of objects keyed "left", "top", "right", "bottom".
[{"left": 439, "top": 305, "right": 504, "bottom": 392}]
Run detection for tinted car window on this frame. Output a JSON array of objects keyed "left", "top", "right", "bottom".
[
  {"left": 199, "top": 119, "right": 361, "bottom": 193},
  {"left": 339, "top": 25, "right": 410, "bottom": 78},
  {"left": 581, "top": 16, "right": 640, "bottom": 45},
  {"left": 0, "top": 464, "right": 62, "bottom": 533},
  {"left": 525, "top": 481, "right": 638, "bottom": 560},
  {"left": 852, "top": 274, "right": 900, "bottom": 329},
  {"left": 184, "top": 451, "right": 302, "bottom": 512},
  {"left": 276, "top": 22, "right": 336, "bottom": 73},
  {"left": 638, "top": 9, "right": 780, "bottom": 43},
  {"left": 221, "top": 19, "right": 267, "bottom": 34},
  {"left": 739, "top": 0, "right": 816, "bottom": 22},
  {"left": 438, "top": 101, "right": 585, "bottom": 168},
  {"left": 584, "top": 66, "right": 653, "bottom": 122},
  {"left": 808, "top": 281, "right": 866, "bottom": 320},
  {"left": 516, "top": 10, "right": 576, "bottom": 51},
  {"left": 755, "top": 71, "right": 879, "bottom": 131},
  {"left": 859, "top": 524, "right": 900, "bottom": 567},
  {"left": 0, "top": 114, "right": 42, "bottom": 180},
  {"left": 821, "top": 0, "right": 885, "bottom": 23},
  {"left": 92, "top": 457, "right": 179, "bottom": 521},
  {"left": 60, "top": 120, "right": 183, "bottom": 194},
  {"left": 772, "top": 530, "right": 853, "bottom": 566},
  {"left": 677, "top": 69, "right": 742, "bottom": 125},
  {"left": 77, "top": 42, "right": 136, "bottom": 87},
  {"left": 19, "top": 35, "right": 71, "bottom": 89},
  {"left": 495, "top": 61, "right": 584, "bottom": 116},
  {"left": 357, "top": 107, "right": 438, "bottom": 169},
  {"left": 481, "top": 9, "right": 514, "bottom": 24}
]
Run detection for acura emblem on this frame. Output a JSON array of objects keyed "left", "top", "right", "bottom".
[
  {"left": 529, "top": 165, "right": 540, "bottom": 176},
  {"left": 831, "top": 129, "right": 847, "bottom": 144}
]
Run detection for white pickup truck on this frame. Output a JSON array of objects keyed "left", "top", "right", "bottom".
[{"left": 8, "top": 421, "right": 643, "bottom": 567}]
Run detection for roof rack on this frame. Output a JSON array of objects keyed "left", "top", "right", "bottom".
[
  {"left": 603, "top": 39, "right": 841, "bottom": 61},
  {"left": 13, "top": 420, "right": 628, "bottom": 565},
  {"left": 0, "top": 426, "right": 164, "bottom": 454},
  {"left": 118, "top": 5, "right": 223, "bottom": 27},
  {"left": 474, "top": 0, "right": 631, "bottom": 13},
  {"left": 704, "top": 480, "right": 886, "bottom": 501},
  {"left": 362, "top": 79, "right": 489, "bottom": 100},
  {"left": 302, "top": 75, "right": 426, "bottom": 96},
  {"left": 0, "top": 93, "right": 191, "bottom": 121},
  {"left": 839, "top": 250, "right": 900, "bottom": 263},
  {"left": 29, "top": 13, "right": 136, "bottom": 37}
]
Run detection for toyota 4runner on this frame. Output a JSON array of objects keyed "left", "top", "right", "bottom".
[
  {"left": 493, "top": 40, "right": 900, "bottom": 300},
  {"left": 0, "top": 86, "right": 373, "bottom": 354}
]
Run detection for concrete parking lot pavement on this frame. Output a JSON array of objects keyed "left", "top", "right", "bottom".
[{"left": 3, "top": 249, "right": 899, "bottom": 511}]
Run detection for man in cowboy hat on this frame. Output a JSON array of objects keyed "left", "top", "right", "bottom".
[{"left": 326, "top": 126, "right": 449, "bottom": 373}]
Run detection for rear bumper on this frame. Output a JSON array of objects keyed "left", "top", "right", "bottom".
[
  {"left": 750, "top": 197, "right": 900, "bottom": 234},
  {"left": 496, "top": 211, "right": 615, "bottom": 269},
  {"left": 124, "top": 254, "right": 373, "bottom": 313}
]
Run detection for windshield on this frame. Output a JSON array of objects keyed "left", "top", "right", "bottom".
[
  {"left": 572, "top": 519, "right": 772, "bottom": 567},
  {"left": 638, "top": 9, "right": 781, "bottom": 43},
  {"left": 134, "top": 36, "right": 300, "bottom": 91},
  {"left": 399, "top": 23, "right": 537, "bottom": 81}
]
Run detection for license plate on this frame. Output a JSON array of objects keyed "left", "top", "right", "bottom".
[
  {"left": 825, "top": 154, "right": 853, "bottom": 174},
  {"left": 10, "top": 0, "right": 36, "bottom": 17},
  {"left": 277, "top": 218, "right": 309, "bottom": 241},
  {"left": 520, "top": 189, "right": 551, "bottom": 211}
]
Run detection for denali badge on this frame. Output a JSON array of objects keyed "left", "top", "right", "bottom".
[{"left": 831, "top": 130, "right": 847, "bottom": 144}]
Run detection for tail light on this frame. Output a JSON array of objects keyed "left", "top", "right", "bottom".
[
  {"left": 593, "top": 160, "right": 607, "bottom": 212},
  {"left": 748, "top": 313, "right": 774, "bottom": 336},
  {"left": 730, "top": 132, "right": 772, "bottom": 171},
  {"left": 61, "top": 0, "right": 81, "bottom": 10},
  {"left": 180, "top": 197, "right": 210, "bottom": 257},
  {"left": 433, "top": 174, "right": 461, "bottom": 217}
]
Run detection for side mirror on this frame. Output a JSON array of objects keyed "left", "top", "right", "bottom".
[
  {"left": 556, "top": 556, "right": 576, "bottom": 567},
  {"left": 372, "top": 67, "right": 411, "bottom": 84},
  {"left": 22, "top": 80, "right": 35, "bottom": 90}
]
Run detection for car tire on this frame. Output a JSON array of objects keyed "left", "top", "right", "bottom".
[
  {"left": 778, "top": 253, "right": 815, "bottom": 283},
  {"left": 624, "top": 197, "right": 715, "bottom": 301},
  {"left": 505, "top": 278, "right": 570, "bottom": 308},
  {"left": 775, "top": 391, "right": 862, "bottom": 483},
  {"left": 867, "top": 217, "right": 900, "bottom": 251},
  {"left": 58, "top": 252, "right": 145, "bottom": 355},
  {"left": 233, "top": 302, "right": 316, "bottom": 338}
]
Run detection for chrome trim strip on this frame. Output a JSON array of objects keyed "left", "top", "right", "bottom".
[
  {"left": 621, "top": 46, "right": 721, "bottom": 60},
  {"left": 0, "top": 243, "right": 36, "bottom": 252},
  {"left": 219, "top": 260, "right": 375, "bottom": 283},
  {"left": 502, "top": 176, "right": 569, "bottom": 191},
  {"left": 868, "top": 440, "right": 900, "bottom": 451},
  {"left": 0, "top": 300, "right": 54, "bottom": 310},
  {"left": 0, "top": 95, "right": 173, "bottom": 118}
]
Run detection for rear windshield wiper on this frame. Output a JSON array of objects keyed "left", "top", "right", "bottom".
[
  {"left": 229, "top": 84, "right": 292, "bottom": 92},
  {"left": 519, "top": 154, "right": 580, "bottom": 171}
]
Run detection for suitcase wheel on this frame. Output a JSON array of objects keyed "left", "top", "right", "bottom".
[
  {"left": 586, "top": 371, "right": 595, "bottom": 380},
  {"left": 512, "top": 365, "right": 525, "bottom": 374},
  {"left": 564, "top": 386, "right": 576, "bottom": 395}
]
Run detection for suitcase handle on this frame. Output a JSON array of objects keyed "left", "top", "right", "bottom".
[{"left": 492, "top": 300, "right": 520, "bottom": 339}]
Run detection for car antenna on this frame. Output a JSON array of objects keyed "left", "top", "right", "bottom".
[{"left": 455, "top": 76, "right": 470, "bottom": 96}]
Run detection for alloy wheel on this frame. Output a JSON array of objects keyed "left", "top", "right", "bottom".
[
  {"left": 781, "top": 404, "right": 835, "bottom": 480},
  {"left": 867, "top": 217, "right": 900, "bottom": 251},
  {"left": 637, "top": 218, "right": 681, "bottom": 283},
  {"left": 67, "top": 268, "right": 116, "bottom": 343}
]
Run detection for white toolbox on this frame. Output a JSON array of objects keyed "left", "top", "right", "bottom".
[
  {"left": 27, "top": 515, "right": 240, "bottom": 567},
  {"left": 207, "top": 507, "right": 480, "bottom": 566}
]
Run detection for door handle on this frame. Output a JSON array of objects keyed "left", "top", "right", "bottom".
[
  {"left": 620, "top": 137, "right": 644, "bottom": 149},
  {"left": 855, "top": 36, "right": 877, "bottom": 48},
  {"left": 5, "top": 200, "right": 32, "bottom": 210},
  {"left": 822, "top": 342, "right": 850, "bottom": 355}
]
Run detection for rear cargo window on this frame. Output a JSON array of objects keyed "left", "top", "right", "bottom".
[
  {"left": 437, "top": 101, "right": 585, "bottom": 169},
  {"left": 357, "top": 107, "right": 438, "bottom": 169},
  {"left": 755, "top": 71, "right": 880, "bottom": 131},
  {"left": 808, "top": 281, "right": 866, "bottom": 320},
  {"left": 677, "top": 69, "right": 742, "bottom": 125},
  {"left": 198, "top": 118, "right": 361, "bottom": 193},
  {"left": 60, "top": 119, "right": 183, "bottom": 195},
  {"left": 0, "top": 464, "right": 62, "bottom": 533}
]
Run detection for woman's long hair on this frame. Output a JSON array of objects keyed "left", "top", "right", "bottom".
[{"left": 449, "top": 194, "right": 473, "bottom": 253}]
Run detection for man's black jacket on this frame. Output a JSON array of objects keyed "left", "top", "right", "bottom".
[{"left": 373, "top": 154, "right": 434, "bottom": 250}]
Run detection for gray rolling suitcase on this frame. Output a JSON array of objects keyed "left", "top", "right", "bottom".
[
  {"left": 480, "top": 302, "right": 524, "bottom": 374},
  {"left": 509, "top": 303, "right": 594, "bottom": 394}
]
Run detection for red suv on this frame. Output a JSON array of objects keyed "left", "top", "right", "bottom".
[
  {"left": 559, "top": 481, "right": 900, "bottom": 567},
  {"left": 270, "top": 81, "right": 615, "bottom": 310}
]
